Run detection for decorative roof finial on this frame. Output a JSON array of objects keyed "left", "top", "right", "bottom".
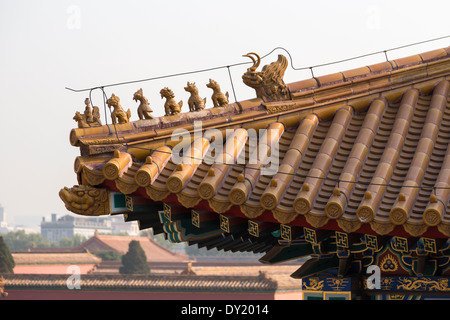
[
  {"left": 242, "top": 53, "right": 291, "bottom": 102},
  {"left": 184, "top": 81, "right": 206, "bottom": 112},
  {"left": 73, "top": 98, "right": 102, "bottom": 128},
  {"left": 133, "top": 88, "right": 154, "bottom": 120},
  {"left": 160, "top": 87, "right": 183, "bottom": 116},
  {"left": 106, "top": 94, "right": 131, "bottom": 124},
  {"left": 206, "top": 79, "right": 229, "bottom": 108},
  {"left": 243, "top": 52, "right": 261, "bottom": 72}
]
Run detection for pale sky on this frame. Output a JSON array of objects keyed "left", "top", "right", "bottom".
[{"left": 0, "top": 0, "right": 449, "bottom": 230}]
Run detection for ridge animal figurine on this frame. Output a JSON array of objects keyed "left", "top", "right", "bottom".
[
  {"left": 73, "top": 111, "right": 90, "bottom": 128},
  {"left": 73, "top": 98, "right": 102, "bottom": 128},
  {"left": 206, "top": 79, "right": 229, "bottom": 108},
  {"left": 242, "top": 52, "right": 290, "bottom": 102},
  {"left": 160, "top": 87, "right": 183, "bottom": 116},
  {"left": 85, "top": 98, "right": 102, "bottom": 126},
  {"left": 106, "top": 94, "right": 131, "bottom": 124},
  {"left": 84, "top": 97, "right": 94, "bottom": 123},
  {"left": 133, "top": 88, "right": 154, "bottom": 120},
  {"left": 184, "top": 81, "right": 206, "bottom": 112}
]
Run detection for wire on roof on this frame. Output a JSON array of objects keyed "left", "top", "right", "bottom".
[
  {"left": 65, "top": 35, "right": 450, "bottom": 93},
  {"left": 74, "top": 35, "right": 450, "bottom": 123}
]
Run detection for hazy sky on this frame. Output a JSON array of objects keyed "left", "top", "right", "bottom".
[{"left": 0, "top": 0, "right": 449, "bottom": 230}]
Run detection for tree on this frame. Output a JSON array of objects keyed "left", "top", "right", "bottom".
[
  {"left": 57, "top": 234, "right": 87, "bottom": 248},
  {"left": 119, "top": 240, "right": 150, "bottom": 275},
  {"left": 3, "top": 230, "right": 50, "bottom": 251},
  {"left": 0, "top": 236, "right": 15, "bottom": 273},
  {"left": 93, "top": 250, "right": 122, "bottom": 261}
]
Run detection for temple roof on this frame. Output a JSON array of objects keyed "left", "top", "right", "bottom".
[
  {"left": 3, "top": 273, "right": 285, "bottom": 293},
  {"left": 79, "top": 233, "right": 189, "bottom": 262},
  {"left": 61, "top": 46, "right": 450, "bottom": 245}
]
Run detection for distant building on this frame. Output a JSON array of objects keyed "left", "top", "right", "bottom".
[
  {"left": 0, "top": 205, "right": 6, "bottom": 229},
  {"left": 12, "top": 251, "right": 101, "bottom": 275},
  {"left": 0, "top": 205, "right": 12, "bottom": 234},
  {"left": 109, "top": 215, "right": 140, "bottom": 236},
  {"left": 81, "top": 232, "right": 189, "bottom": 263},
  {"left": 40, "top": 214, "right": 139, "bottom": 243},
  {"left": 80, "top": 232, "right": 190, "bottom": 274}
]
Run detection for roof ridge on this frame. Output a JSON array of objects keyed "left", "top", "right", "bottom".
[{"left": 289, "top": 46, "right": 450, "bottom": 92}]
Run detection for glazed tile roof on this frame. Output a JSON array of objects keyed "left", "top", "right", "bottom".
[
  {"left": 80, "top": 234, "right": 189, "bottom": 262},
  {"left": 191, "top": 265, "right": 300, "bottom": 289},
  {"left": 2, "top": 273, "right": 288, "bottom": 292},
  {"left": 62, "top": 46, "right": 450, "bottom": 240},
  {"left": 12, "top": 252, "right": 101, "bottom": 265}
]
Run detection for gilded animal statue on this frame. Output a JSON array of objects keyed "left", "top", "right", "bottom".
[
  {"left": 106, "top": 94, "right": 131, "bottom": 124},
  {"left": 59, "top": 185, "right": 109, "bottom": 216},
  {"left": 160, "top": 87, "right": 183, "bottom": 116},
  {"left": 73, "top": 98, "right": 102, "bottom": 128},
  {"left": 73, "top": 111, "right": 91, "bottom": 128},
  {"left": 133, "top": 88, "right": 154, "bottom": 120},
  {"left": 242, "top": 52, "right": 290, "bottom": 102},
  {"left": 206, "top": 79, "right": 229, "bottom": 108},
  {"left": 184, "top": 81, "right": 206, "bottom": 112}
]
